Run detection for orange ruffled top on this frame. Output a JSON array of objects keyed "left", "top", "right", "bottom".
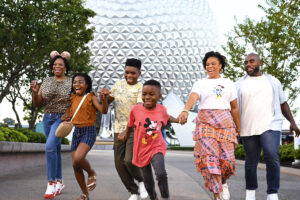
[{"left": 70, "top": 92, "right": 96, "bottom": 127}]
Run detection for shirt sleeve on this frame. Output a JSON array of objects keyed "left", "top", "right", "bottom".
[
  {"left": 137, "top": 84, "right": 143, "bottom": 103},
  {"left": 110, "top": 82, "right": 117, "bottom": 98},
  {"left": 128, "top": 107, "right": 135, "bottom": 127},
  {"left": 161, "top": 106, "right": 170, "bottom": 126},
  {"left": 40, "top": 77, "right": 48, "bottom": 95},
  {"left": 90, "top": 92, "right": 96, "bottom": 97},
  {"left": 70, "top": 94, "right": 76, "bottom": 116},
  {"left": 229, "top": 80, "right": 237, "bottom": 102},
  {"left": 277, "top": 79, "right": 287, "bottom": 104},
  {"left": 190, "top": 80, "right": 201, "bottom": 96}
]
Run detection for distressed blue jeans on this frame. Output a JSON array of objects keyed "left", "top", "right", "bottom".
[
  {"left": 43, "top": 113, "right": 63, "bottom": 181},
  {"left": 241, "top": 130, "right": 280, "bottom": 194}
]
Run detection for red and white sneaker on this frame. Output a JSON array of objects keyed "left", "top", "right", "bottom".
[
  {"left": 55, "top": 180, "right": 65, "bottom": 195},
  {"left": 44, "top": 181, "right": 56, "bottom": 199}
]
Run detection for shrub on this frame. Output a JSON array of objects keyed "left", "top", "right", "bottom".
[
  {"left": 169, "top": 146, "right": 193, "bottom": 151},
  {"left": 0, "top": 132, "right": 5, "bottom": 141},
  {"left": 0, "top": 127, "right": 28, "bottom": 142},
  {"left": 294, "top": 145, "right": 300, "bottom": 160},
  {"left": 279, "top": 143, "right": 295, "bottom": 162},
  {"left": 0, "top": 127, "right": 70, "bottom": 145},
  {"left": 61, "top": 137, "right": 69, "bottom": 145},
  {"left": 260, "top": 150, "right": 265, "bottom": 161},
  {"left": 16, "top": 128, "right": 46, "bottom": 143},
  {"left": 234, "top": 144, "right": 245, "bottom": 159}
]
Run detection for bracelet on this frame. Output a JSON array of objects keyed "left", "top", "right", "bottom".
[{"left": 181, "top": 109, "right": 189, "bottom": 114}]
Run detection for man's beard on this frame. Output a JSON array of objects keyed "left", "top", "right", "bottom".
[{"left": 247, "top": 66, "right": 260, "bottom": 76}]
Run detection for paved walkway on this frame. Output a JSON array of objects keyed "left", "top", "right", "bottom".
[{"left": 0, "top": 150, "right": 300, "bottom": 200}]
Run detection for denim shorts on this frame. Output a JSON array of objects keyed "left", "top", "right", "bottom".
[{"left": 71, "top": 126, "right": 97, "bottom": 151}]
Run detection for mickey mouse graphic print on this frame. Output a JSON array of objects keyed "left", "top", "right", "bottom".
[
  {"left": 128, "top": 104, "right": 170, "bottom": 167},
  {"left": 213, "top": 85, "right": 224, "bottom": 98},
  {"left": 191, "top": 78, "right": 237, "bottom": 110}
]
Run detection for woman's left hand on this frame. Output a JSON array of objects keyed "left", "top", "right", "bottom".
[{"left": 178, "top": 112, "right": 188, "bottom": 125}]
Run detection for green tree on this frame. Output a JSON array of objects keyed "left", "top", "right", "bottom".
[
  {"left": 223, "top": 0, "right": 300, "bottom": 110},
  {"left": 0, "top": 0, "right": 96, "bottom": 129},
  {"left": 3, "top": 117, "right": 15, "bottom": 126}
]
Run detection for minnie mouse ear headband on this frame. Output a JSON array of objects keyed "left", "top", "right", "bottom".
[{"left": 50, "top": 50, "right": 71, "bottom": 60}]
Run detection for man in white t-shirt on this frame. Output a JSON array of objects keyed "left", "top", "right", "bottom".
[{"left": 236, "top": 53, "right": 300, "bottom": 200}]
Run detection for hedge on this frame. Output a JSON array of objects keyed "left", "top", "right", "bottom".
[
  {"left": 16, "top": 128, "right": 46, "bottom": 143},
  {"left": 279, "top": 143, "right": 295, "bottom": 162},
  {"left": 0, "top": 127, "right": 28, "bottom": 142},
  {"left": 168, "top": 143, "right": 300, "bottom": 162},
  {"left": 0, "top": 127, "right": 69, "bottom": 145},
  {"left": 235, "top": 143, "right": 298, "bottom": 162},
  {"left": 169, "top": 146, "right": 194, "bottom": 151},
  {"left": 294, "top": 147, "right": 300, "bottom": 160}
]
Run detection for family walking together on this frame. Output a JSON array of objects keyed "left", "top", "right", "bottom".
[{"left": 31, "top": 50, "right": 300, "bottom": 200}]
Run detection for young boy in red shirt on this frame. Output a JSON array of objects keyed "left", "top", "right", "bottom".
[{"left": 119, "top": 79, "right": 179, "bottom": 200}]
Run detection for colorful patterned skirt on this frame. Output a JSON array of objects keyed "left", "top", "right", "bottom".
[{"left": 193, "top": 109, "right": 237, "bottom": 193}]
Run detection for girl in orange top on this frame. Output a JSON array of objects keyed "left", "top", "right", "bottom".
[{"left": 69, "top": 73, "right": 108, "bottom": 200}]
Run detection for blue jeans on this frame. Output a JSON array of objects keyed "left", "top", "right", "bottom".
[
  {"left": 43, "top": 113, "right": 63, "bottom": 181},
  {"left": 241, "top": 130, "right": 280, "bottom": 194}
]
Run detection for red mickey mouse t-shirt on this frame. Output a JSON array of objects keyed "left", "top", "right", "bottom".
[{"left": 128, "top": 104, "right": 170, "bottom": 167}]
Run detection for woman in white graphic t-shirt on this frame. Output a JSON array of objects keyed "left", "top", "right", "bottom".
[{"left": 178, "top": 51, "right": 241, "bottom": 200}]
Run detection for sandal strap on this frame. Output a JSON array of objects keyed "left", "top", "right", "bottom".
[
  {"left": 88, "top": 175, "right": 96, "bottom": 180},
  {"left": 76, "top": 194, "right": 88, "bottom": 200},
  {"left": 87, "top": 175, "right": 97, "bottom": 191}
]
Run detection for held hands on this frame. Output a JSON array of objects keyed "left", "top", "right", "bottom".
[
  {"left": 118, "top": 131, "right": 128, "bottom": 142},
  {"left": 236, "top": 127, "right": 241, "bottom": 136},
  {"left": 178, "top": 111, "right": 188, "bottom": 125},
  {"left": 30, "top": 80, "right": 39, "bottom": 94},
  {"left": 99, "top": 88, "right": 110, "bottom": 101}
]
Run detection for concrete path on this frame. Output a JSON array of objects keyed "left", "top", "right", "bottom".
[{"left": 0, "top": 150, "right": 300, "bottom": 200}]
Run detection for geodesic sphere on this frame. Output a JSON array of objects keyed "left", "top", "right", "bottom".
[{"left": 86, "top": 0, "right": 219, "bottom": 101}]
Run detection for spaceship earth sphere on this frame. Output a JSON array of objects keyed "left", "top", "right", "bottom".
[{"left": 86, "top": 0, "right": 219, "bottom": 101}]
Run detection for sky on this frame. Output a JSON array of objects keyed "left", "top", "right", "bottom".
[
  {"left": 0, "top": 0, "right": 275, "bottom": 126},
  {"left": 210, "top": 0, "right": 266, "bottom": 47}
]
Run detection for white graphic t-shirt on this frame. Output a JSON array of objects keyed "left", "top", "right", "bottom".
[{"left": 191, "top": 77, "right": 237, "bottom": 110}]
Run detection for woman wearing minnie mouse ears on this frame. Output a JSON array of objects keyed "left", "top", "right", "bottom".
[{"left": 31, "top": 50, "right": 72, "bottom": 199}]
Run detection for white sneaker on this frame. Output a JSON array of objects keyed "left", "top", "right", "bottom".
[
  {"left": 245, "top": 190, "right": 256, "bottom": 200},
  {"left": 55, "top": 180, "right": 65, "bottom": 195},
  {"left": 267, "top": 194, "right": 279, "bottom": 200},
  {"left": 44, "top": 181, "right": 56, "bottom": 199},
  {"left": 128, "top": 194, "right": 140, "bottom": 200},
  {"left": 220, "top": 183, "right": 230, "bottom": 200},
  {"left": 138, "top": 182, "right": 148, "bottom": 199}
]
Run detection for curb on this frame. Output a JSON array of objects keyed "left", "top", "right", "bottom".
[
  {"left": 0, "top": 141, "right": 71, "bottom": 152},
  {"left": 236, "top": 159, "right": 300, "bottom": 177}
]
